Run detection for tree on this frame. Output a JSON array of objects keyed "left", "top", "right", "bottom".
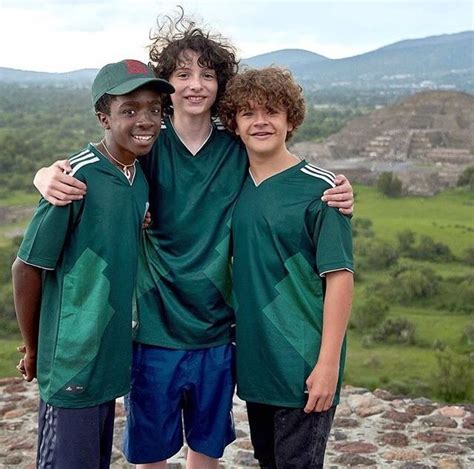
[
  {"left": 457, "top": 166, "right": 474, "bottom": 190},
  {"left": 377, "top": 172, "right": 403, "bottom": 197}
]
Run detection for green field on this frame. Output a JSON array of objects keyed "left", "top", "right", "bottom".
[
  {"left": 0, "top": 185, "right": 473, "bottom": 402},
  {"left": 354, "top": 184, "right": 474, "bottom": 256}
]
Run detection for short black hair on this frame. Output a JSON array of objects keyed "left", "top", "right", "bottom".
[{"left": 94, "top": 93, "right": 116, "bottom": 115}]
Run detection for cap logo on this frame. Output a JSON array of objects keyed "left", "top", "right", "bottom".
[{"left": 125, "top": 60, "right": 150, "bottom": 75}]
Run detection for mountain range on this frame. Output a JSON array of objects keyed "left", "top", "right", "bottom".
[{"left": 1, "top": 31, "right": 472, "bottom": 91}]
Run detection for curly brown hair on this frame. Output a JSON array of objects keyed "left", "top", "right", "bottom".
[
  {"left": 219, "top": 67, "right": 305, "bottom": 141},
  {"left": 148, "top": 7, "right": 239, "bottom": 117}
]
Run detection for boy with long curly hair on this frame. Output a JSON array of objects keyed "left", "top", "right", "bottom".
[{"left": 220, "top": 68, "right": 354, "bottom": 468}]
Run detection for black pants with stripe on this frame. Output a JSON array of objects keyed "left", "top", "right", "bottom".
[{"left": 37, "top": 399, "right": 115, "bottom": 469}]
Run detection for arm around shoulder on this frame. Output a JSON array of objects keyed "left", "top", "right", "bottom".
[{"left": 34, "top": 160, "right": 87, "bottom": 206}]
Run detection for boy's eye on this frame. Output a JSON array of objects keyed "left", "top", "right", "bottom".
[
  {"left": 123, "top": 109, "right": 136, "bottom": 116},
  {"left": 176, "top": 72, "right": 189, "bottom": 79},
  {"left": 240, "top": 110, "right": 254, "bottom": 117},
  {"left": 203, "top": 72, "right": 216, "bottom": 80},
  {"left": 151, "top": 107, "right": 162, "bottom": 114}
]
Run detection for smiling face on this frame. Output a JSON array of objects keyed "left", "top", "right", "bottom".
[
  {"left": 168, "top": 49, "right": 218, "bottom": 119},
  {"left": 97, "top": 87, "right": 162, "bottom": 163},
  {"left": 235, "top": 101, "right": 293, "bottom": 159}
]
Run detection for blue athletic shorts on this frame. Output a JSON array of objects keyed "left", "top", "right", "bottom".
[
  {"left": 36, "top": 398, "right": 115, "bottom": 469},
  {"left": 123, "top": 343, "right": 236, "bottom": 463}
]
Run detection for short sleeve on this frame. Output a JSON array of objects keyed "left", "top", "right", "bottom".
[
  {"left": 17, "top": 197, "right": 82, "bottom": 270},
  {"left": 313, "top": 203, "right": 354, "bottom": 277}
]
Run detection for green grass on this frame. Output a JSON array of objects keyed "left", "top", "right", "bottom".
[
  {"left": 0, "top": 191, "right": 39, "bottom": 207},
  {"left": 354, "top": 185, "right": 474, "bottom": 257},
  {"left": 0, "top": 335, "right": 22, "bottom": 379}
]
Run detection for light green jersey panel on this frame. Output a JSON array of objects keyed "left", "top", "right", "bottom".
[
  {"left": 135, "top": 119, "right": 248, "bottom": 348},
  {"left": 18, "top": 144, "right": 149, "bottom": 408},
  {"left": 232, "top": 160, "right": 353, "bottom": 408}
]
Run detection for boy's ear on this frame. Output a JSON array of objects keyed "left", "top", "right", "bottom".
[{"left": 96, "top": 112, "right": 111, "bottom": 130}]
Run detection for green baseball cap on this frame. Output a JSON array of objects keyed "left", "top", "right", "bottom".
[{"left": 92, "top": 59, "right": 175, "bottom": 105}]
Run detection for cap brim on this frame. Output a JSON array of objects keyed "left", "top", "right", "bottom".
[{"left": 107, "top": 77, "right": 175, "bottom": 98}]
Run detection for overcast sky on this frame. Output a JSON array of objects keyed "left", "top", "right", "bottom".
[{"left": 1, "top": 0, "right": 472, "bottom": 72}]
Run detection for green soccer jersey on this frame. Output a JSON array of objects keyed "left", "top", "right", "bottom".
[
  {"left": 232, "top": 160, "right": 354, "bottom": 408},
  {"left": 17, "top": 144, "right": 148, "bottom": 408},
  {"left": 135, "top": 118, "right": 248, "bottom": 348}
]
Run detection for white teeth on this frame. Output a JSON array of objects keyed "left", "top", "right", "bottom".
[
  {"left": 133, "top": 135, "right": 153, "bottom": 141},
  {"left": 187, "top": 96, "right": 204, "bottom": 102}
]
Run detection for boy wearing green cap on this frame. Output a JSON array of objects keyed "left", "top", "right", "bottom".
[{"left": 11, "top": 59, "right": 173, "bottom": 469}]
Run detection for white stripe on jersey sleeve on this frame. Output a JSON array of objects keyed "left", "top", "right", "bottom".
[
  {"left": 69, "top": 152, "right": 96, "bottom": 166},
  {"left": 70, "top": 157, "right": 100, "bottom": 176},
  {"left": 300, "top": 167, "right": 336, "bottom": 187},
  {"left": 319, "top": 267, "right": 354, "bottom": 277},
  {"left": 307, "top": 163, "right": 336, "bottom": 179},
  {"left": 69, "top": 149, "right": 93, "bottom": 164}
]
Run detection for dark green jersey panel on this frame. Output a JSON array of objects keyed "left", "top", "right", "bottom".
[
  {"left": 232, "top": 161, "right": 353, "bottom": 408},
  {"left": 136, "top": 119, "right": 248, "bottom": 348},
  {"left": 18, "top": 144, "right": 149, "bottom": 408}
]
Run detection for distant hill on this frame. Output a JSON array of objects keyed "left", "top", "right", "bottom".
[
  {"left": 0, "top": 67, "right": 97, "bottom": 85},
  {"left": 242, "top": 48, "right": 329, "bottom": 69},
  {"left": 242, "top": 31, "right": 473, "bottom": 90},
  {"left": 1, "top": 31, "right": 472, "bottom": 92}
]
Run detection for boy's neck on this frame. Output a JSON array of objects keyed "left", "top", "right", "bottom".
[
  {"left": 171, "top": 110, "right": 213, "bottom": 155},
  {"left": 247, "top": 148, "right": 300, "bottom": 185}
]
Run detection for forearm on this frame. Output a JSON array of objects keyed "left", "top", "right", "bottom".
[
  {"left": 11, "top": 258, "right": 42, "bottom": 355},
  {"left": 318, "top": 270, "right": 354, "bottom": 367}
]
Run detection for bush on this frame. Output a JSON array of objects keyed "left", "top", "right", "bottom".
[
  {"left": 462, "top": 323, "right": 474, "bottom": 347},
  {"left": 397, "top": 229, "right": 416, "bottom": 256},
  {"left": 394, "top": 268, "right": 440, "bottom": 303},
  {"left": 358, "top": 239, "right": 399, "bottom": 270},
  {"left": 438, "top": 274, "right": 474, "bottom": 314},
  {"left": 457, "top": 166, "right": 474, "bottom": 190},
  {"left": 377, "top": 172, "right": 403, "bottom": 197},
  {"left": 462, "top": 246, "right": 474, "bottom": 266},
  {"left": 352, "top": 217, "right": 375, "bottom": 238},
  {"left": 351, "top": 295, "right": 390, "bottom": 331},
  {"left": 432, "top": 348, "right": 474, "bottom": 402},
  {"left": 411, "top": 235, "right": 454, "bottom": 262},
  {"left": 371, "top": 318, "right": 417, "bottom": 345}
]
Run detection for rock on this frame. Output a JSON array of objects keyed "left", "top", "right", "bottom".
[
  {"left": 414, "top": 430, "right": 448, "bottom": 443},
  {"left": 8, "top": 439, "right": 34, "bottom": 451},
  {"left": 428, "top": 444, "right": 465, "bottom": 455},
  {"left": 420, "top": 415, "right": 457, "bottom": 428},
  {"left": 166, "top": 464, "right": 183, "bottom": 469},
  {"left": 333, "top": 441, "right": 378, "bottom": 454},
  {"left": 379, "top": 432, "right": 409, "bottom": 447},
  {"left": 235, "top": 429, "right": 248, "bottom": 438},
  {"left": 3, "top": 454, "right": 24, "bottom": 465},
  {"left": 382, "top": 422, "right": 406, "bottom": 431},
  {"left": 4, "top": 382, "right": 27, "bottom": 394},
  {"left": 373, "top": 388, "right": 396, "bottom": 401},
  {"left": 382, "top": 410, "right": 416, "bottom": 423},
  {"left": 3, "top": 408, "right": 29, "bottom": 419},
  {"left": 335, "top": 401, "right": 352, "bottom": 417},
  {"left": 436, "top": 457, "right": 463, "bottom": 469},
  {"left": 333, "top": 417, "right": 360, "bottom": 428},
  {"left": 234, "top": 450, "right": 258, "bottom": 467},
  {"left": 399, "top": 464, "right": 431, "bottom": 469},
  {"left": 382, "top": 448, "right": 424, "bottom": 461},
  {"left": 462, "top": 415, "right": 474, "bottom": 430},
  {"left": 332, "top": 453, "right": 377, "bottom": 466},
  {"left": 406, "top": 403, "right": 437, "bottom": 416},
  {"left": 438, "top": 406, "right": 466, "bottom": 418},
  {"left": 233, "top": 439, "right": 254, "bottom": 450},
  {"left": 0, "top": 403, "right": 17, "bottom": 416},
  {"left": 356, "top": 405, "right": 385, "bottom": 417},
  {"left": 333, "top": 430, "right": 348, "bottom": 441}
]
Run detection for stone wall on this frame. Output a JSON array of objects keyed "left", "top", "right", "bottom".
[{"left": 0, "top": 378, "right": 473, "bottom": 468}]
